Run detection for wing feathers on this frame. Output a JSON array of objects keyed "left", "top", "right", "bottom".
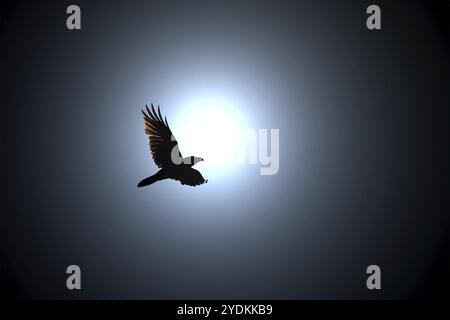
[
  {"left": 157, "top": 106, "right": 163, "bottom": 122},
  {"left": 142, "top": 104, "right": 180, "bottom": 168}
]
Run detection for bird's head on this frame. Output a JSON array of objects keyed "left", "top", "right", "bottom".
[{"left": 191, "top": 156, "right": 204, "bottom": 166}]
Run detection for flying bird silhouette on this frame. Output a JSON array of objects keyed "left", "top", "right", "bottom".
[{"left": 137, "top": 104, "right": 208, "bottom": 187}]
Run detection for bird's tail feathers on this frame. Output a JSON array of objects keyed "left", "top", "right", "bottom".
[{"left": 137, "top": 171, "right": 164, "bottom": 187}]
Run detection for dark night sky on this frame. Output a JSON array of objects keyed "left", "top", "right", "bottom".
[{"left": 1, "top": 0, "right": 449, "bottom": 299}]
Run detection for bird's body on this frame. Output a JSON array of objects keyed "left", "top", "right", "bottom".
[
  {"left": 138, "top": 165, "right": 206, "bottom": 187},
  {"left": 138, "top": 104, "right": 207, "bottom": 187}
]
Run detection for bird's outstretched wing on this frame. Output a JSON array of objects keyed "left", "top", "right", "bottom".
[
  {"left": 142, "top": 104, "right": 181, "bottom": 168},
  {"left": 176, "top": 168, "right": 208, "bottom": 186}
]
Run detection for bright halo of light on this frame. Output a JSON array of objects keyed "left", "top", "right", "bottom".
[{"left": 171, "top": 98, "right": 248, "bottom": 178}]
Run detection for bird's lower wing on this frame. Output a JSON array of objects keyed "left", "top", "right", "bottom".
[{"left": 175, "top": 168, "right": 208, "bottom": 186}]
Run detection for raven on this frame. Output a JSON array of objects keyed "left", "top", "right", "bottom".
[{"left": 137, "top": 104, "right": 208, "bottom": 187}]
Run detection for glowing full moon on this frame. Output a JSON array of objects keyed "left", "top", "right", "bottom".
[{"left": 172, "top": 98, "right": 248, "bottom": 178}]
